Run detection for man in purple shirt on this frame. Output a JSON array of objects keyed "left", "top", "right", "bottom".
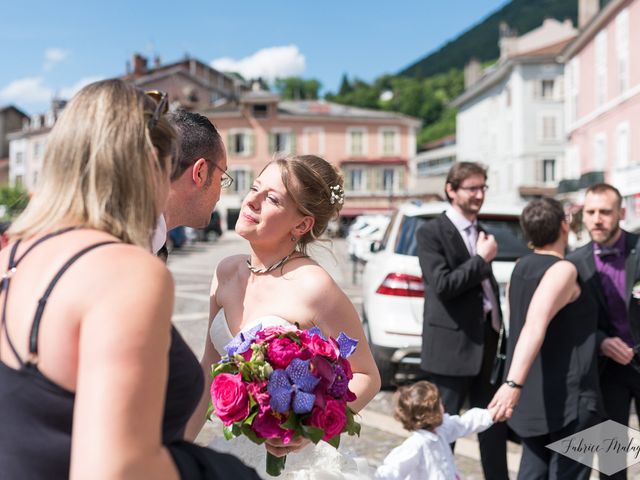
[{"left": 569, "top": 183, "right": 640, "bottom": 480}]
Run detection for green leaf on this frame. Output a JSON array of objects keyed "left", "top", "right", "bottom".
[
  {"left": 266, "top": 452, "right": 287, "bottom": 477},
  {"left": 205, "top": 401, "right": 214, "bottom": 420},
  {"left": 280, "top": 413, "right": 299, "bottom": 430},
  {"left": 326, "top": 435, "right": 341, "bottom": 449},
  {"left": 222, "top": 425, "right": 235, "bottom": 441},
  {"left": 301, "top": 425, "right": 324, "bottom": 444},
  {"left": 240, "top": 423, "right": 266, "bottom": 445}
]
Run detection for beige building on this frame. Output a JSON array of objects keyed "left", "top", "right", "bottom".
[{"left": 204, "top": 87, "right": 421, "bottom": 226}]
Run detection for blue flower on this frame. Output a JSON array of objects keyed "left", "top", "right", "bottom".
[
  {"left": 307, "top": 326, "right": 326, "bottom": 340},
  {"left": 336, "top": 332, "right": 358, "bottom": 358},
  {"left": 268, "top": 358, "right": 320, "bottom": 414},
  {"left": 224, "top": 323, "right": 262, "bottom": 357}
]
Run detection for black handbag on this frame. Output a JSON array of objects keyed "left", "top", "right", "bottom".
[{"left": 490, "top": 322, "right": 507, "bottom": 386}]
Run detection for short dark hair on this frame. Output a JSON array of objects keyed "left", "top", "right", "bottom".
[
  {"left": 585, "top": 183, "right": 623, "bottom": 209},
  {"left": 520, "top": 197, "right": 565, "bottom": 248},
  {"left": 393, "top": 381, "right": 443, "bottom": 432},
  {"left": 168, "top": 110, "right": 224, "bottom": 182},
  {"left": 445, "top": 162, "right": 487, "bottom": 202}
]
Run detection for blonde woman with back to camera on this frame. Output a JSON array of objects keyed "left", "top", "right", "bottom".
[
  {"left": 0, "top": 79, "right": 259, "bottom": 480},
  {"left": 186, "top": 155, "right": 381, "bottom": 478}
]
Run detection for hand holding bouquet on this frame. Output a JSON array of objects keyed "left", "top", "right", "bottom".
[{"left": 209, "top": 324, "right": 361, "bottom": 476}]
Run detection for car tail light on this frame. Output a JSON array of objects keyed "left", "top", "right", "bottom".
[{"left": 375, "top": 273, "right": 424, "bottom": 297}]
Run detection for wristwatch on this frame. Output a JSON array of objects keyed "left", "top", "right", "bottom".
[{"left": 505, "top": 379, "right": 523, "bottom": 389}]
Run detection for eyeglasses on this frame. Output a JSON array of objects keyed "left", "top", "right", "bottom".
[
  {"left": 145, "top": 90, "right": 169, "bottom": 130},
  {"left": 212, "top": 162, "right": 234, "bottom": 189},
  {"left": 458, "top": 185, "right": 489, "bottom": 195}
]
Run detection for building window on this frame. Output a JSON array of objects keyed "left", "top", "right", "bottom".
[
  {"left": 616, "top": 9, "right": 629, "bottom": 94},
  {"left": 230, "top": 168, "right": 252, "bottom": 194},
  {"left": 595, "top": 31, "right": 607, "bottom": 107},
  {"left": 348, "top": 169, "right": 364, "bottom": 192},
  {"left": 540, "top": 79, "right": 555, "bottom": 100},
  {"left": 568, "top": 58, "right": 580, "bottom": 123},
  {"left": 540, "top": 115, "right": 558, "bottom": 141},
  {"left": 14, "top": 175, "right": 23, "bottom": 187},
  {"left": 616, "top": 123, "right": 629, "bottom": 168},
  {"left": 229, "top": 130, "right": 253, "bottom": 157},
  {"left": 382, "top": 168, "right": 395, "bottom": 191},
  {"left": 347, "top": 128, "right": 366, "bottom": 156},
  {"left": 32, "top": 171, "right": 38, "bottom": 187},
  {"left": 416, "top": 156, "right": 455, "bottom": 177},
  {"left": 380, "top": 128, "right": 399, "bottom": 156},
  {"left": 594, "top": 134, "right": 607, "bottom": 171},
  {"left": 252, "top": 104, "right": 269, "bottom": 118},
  {"left": 270, "top": 130, "right": 293, "bottom": 154},
  {"left": 33, "top": 142, "right": 43, "bottom": 159},
  {"left": 542, "top": 159, "right": 556, "bottom": 183},
  {"left": 15, "top": 151, "right": 23, "bottom": 166}
]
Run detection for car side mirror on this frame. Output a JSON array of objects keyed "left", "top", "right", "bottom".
[{"left": 370, "top": 241, "right": 381, "bottom": 253}]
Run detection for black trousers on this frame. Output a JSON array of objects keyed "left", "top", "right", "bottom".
[
  {"left": 517, "top": 399, "right": 600, "bottom": 480},
  {"left": 428, "top": 320, "right": 509, "bottom": 480},
  {"left": 598, "top": 361, "right": 640, "bottom": 480}
]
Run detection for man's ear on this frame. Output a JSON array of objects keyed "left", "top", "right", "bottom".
[
  {"left": 292, "top": 216, "right": 315, "bottom": 238},
  {"left": 191, "top": 158, "right": 209, "bottom": 187}
]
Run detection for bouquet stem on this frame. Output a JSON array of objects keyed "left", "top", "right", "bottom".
[{"left": 266, "top": 452, "right": 287, "bottom": 477}]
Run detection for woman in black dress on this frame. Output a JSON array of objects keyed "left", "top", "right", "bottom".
[{"left": 490, "top": 197, "right": 602, "bottom": 479}]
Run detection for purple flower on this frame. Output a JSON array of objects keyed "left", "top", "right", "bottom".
[
  {"left": 307, "top": 326, "right": 326, "bottom": 340},
  {"left": 336, "top": 332, "right": 358, "bottom": 358},
  {"left": 224, "top": 323, "right": 262, "bottom": 357},
  {"left": 328, "top": 364, "right": 350, "bottom": 397},
  {"left": 268, "top": 358, "right": 320, "bottom": 414}
]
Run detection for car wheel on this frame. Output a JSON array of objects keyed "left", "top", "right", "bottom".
[{"left": 362, "top": 312, "right": 396, "bottom": 390}]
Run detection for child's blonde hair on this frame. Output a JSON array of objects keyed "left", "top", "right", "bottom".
[{"left": 393, "top": 381, "right": 443, "bottom": 431}]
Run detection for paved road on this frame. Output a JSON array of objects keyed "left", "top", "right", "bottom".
[{"left": 167, "top": 232, "right": 634, "bottom": 479}]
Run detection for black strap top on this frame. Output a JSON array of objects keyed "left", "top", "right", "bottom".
[
  {"left": 506, "top": 253, "right": 602, "bottom": 437},
  {"left": 0, "top": 229, "right": 204, "bottom": 479}
]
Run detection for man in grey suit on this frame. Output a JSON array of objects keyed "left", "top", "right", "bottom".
[
  {"left": 416, "top": 162, "right": 508, "bottom": 480},
  {"left": 568, "top": 183, "right": 640, "bottom": 480}
]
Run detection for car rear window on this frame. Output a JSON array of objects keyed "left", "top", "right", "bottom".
[{"left": 395, "top": 214, "right": 529, "bottom": 261}]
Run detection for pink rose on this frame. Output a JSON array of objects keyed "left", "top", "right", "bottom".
[
  {"left": 251, "top": 411, "right": 283, "bottom": 439},
  {"left": 210, "top": 373, "right": 250, "bottom": 426},
  {"left": 307, "top": 399, "right": 347, "bottom": 441},
  {"left": 257, "top": 325, "right": 299, "bottom": 342},
  {"left": 247, "top": 380, "right": 271, "bottom": 414},
  {"left": 267, "top": 337, "right": 303, "bottom": 369},
  {"left": 307, "top": 334, "right": 338, "bottom": 360}
]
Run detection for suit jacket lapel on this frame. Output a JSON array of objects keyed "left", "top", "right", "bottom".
[
  {"left": 440, "top": 213, "right": 471, "bottom": 259},
  {"left": 625, "top": 233, "right": 639, "bottom": 309},
  {"left": 582, "top": 245, "right": 608, "bottom": 310}
]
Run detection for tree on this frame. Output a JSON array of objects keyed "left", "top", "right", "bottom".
[
  {"left": 338, "top": 73, "right": 352, "bottom": 96},
  {"left": 0, "top": 185, "right": 29, "bottom": 220},
  {"left": 274, "top": 77, "right": 322, "bottom": 100}
]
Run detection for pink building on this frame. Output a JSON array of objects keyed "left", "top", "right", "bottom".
[
  {"left": 561, "top": 0, "right": 640, "bottom": 228},
  {"left": 205, "top": 88, "right": 420, "bottom": 226}
]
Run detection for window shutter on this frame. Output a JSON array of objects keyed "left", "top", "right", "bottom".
[
  {"left": 268, "top": 133, "right": 275, "bottom": 154},
  {"left": 227, "top": 132, "right": 234, "bottom": 155},
  {"left": 248, "top": 132, "right": 255, "bottom": 156},
  {"left": 290, "top": 132, "right": 296, "bottom": 154},
  {"left": 397, "top": 166, "right": 405, "bottom": 193}
]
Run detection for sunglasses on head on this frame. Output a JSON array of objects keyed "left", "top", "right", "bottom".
[{"left": 145, "top": 90, "right": 168, "bottom": 130}]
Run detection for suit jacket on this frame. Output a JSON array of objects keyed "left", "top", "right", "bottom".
[
  {"left": 416, "top": 212, "right": 502, "bottom": 376},
  {"left": 568, "top": 231, "right": 640, "bottom": 349}
]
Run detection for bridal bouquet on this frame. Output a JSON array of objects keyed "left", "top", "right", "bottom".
[{"left": 208, "top": 323, "right": 361, "bottom": 476}]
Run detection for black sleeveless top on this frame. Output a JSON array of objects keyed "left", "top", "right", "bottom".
[
  {"left": 506, "top": 253, "right": 602, "bottom": 437},
  {"left": 0, "top": 230, "right": 204, "bottom": 479}
]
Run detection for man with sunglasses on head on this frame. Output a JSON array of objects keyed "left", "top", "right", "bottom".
[
  {"left": 568, "top": 183, "right": 640, "bottom": 480},
  {"left": 152, "top": 109, "right": 231, "bottom": 257},
  {"left": 416, "top": 161, "right": 509, "bottom": 480}
]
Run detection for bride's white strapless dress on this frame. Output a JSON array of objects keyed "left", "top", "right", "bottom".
[{"left": 207, "top": 309, "right": 371, "bottom": 479}]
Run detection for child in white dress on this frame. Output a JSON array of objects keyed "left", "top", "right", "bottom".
[{"left": 375, "top": 381, "right": 498, "bottom": 480}]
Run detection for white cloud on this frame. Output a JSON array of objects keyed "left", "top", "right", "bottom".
[
  {"left": 43, "top": 47, "right": 69, "bottom": 71},
  {"left": 0, "top": 76, "right": 53, "bottom": 104},
  {"left": 211, "top": 45, "right": 305, "bottom": 83},
  {"left": 58, "top": 76, "right": 104, "bottom": 100}
]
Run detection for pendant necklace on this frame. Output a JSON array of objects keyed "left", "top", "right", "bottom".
[{"left": 246, "top": 253, "right": 293, "bottom": 275}]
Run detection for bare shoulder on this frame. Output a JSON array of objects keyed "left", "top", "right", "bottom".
[
  {"left": 541, "top": 259, "right": 578, "bottom": 287},
  {"left": 216, "top": 254, "right": 247, "bottom": 280},
  {"left": 286, "top": 258, "right": 345, "bottom": 303}
]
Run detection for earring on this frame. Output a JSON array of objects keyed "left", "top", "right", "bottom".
[{"left": 291, "top": 235, "right": 297, "bottom": 243}]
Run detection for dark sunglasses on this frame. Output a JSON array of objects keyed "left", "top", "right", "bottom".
[{"left": 145, "top": 90, "right": 168, "bottom": 130}]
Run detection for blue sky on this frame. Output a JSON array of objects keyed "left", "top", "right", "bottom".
[{"left": 2, "top": 0, "right": 509, "bottom": 114}]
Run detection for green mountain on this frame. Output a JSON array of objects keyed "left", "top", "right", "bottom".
[{"left": 400, "top": 0, "right": 577, "bottom": 79}]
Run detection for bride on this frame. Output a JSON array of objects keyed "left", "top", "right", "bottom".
[{"left": 185, "top": 154, "right": 381, "bottom": 478}]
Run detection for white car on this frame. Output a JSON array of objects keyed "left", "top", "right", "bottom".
[
  {"left": 346, "top": 214, "right": 390, "bottom": 262},
  {"left": 361, "top": 201, "right": 529, "bottom": 387}
]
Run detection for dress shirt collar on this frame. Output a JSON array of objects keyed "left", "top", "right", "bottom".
[{"left": 445, "top": 206, "right": 476, "bottom": 233}]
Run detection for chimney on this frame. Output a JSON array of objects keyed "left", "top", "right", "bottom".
[
  {"left": 154, "top": 55, "right": 161, "bottom": 68},
  {"left": 579, "top": 0, "right": 599, "bottom": 29},
  {"left": 132, "top": 53, "right": 148, "bottom": 76},
  {"left": 464, "top": 58, "right": 483, "bottom": 89},
  {"left": 498, "top": 22, "right": 517, "bottom": 61}
]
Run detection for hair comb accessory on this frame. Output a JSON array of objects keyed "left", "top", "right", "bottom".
[{"left": 329, "top": 184, "right": 344, "bottom": 205}]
